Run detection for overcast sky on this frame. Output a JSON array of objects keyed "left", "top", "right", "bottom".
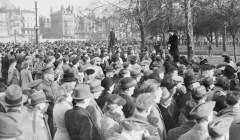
[{"left": 11, "top": 0, "right": 92, "bottom": 16}]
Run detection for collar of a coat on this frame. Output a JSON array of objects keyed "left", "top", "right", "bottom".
[
  {"left": 217, "top": 107, "right": 240, "bottom": 117},
  {"left": 132, "top": 114, "right": 148, "bottom": 122},
  {"left": 73, "top": 106, "right": 88, "bottom": 112},
  {"left": 192, "top": 124, "right": 208, "bottom": 132},
  {"left": 181, "top": 121, "right": 197, "bottom": 130}
]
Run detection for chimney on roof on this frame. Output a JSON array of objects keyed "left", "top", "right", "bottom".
[
  {"left": 50, "top": 7, "right": 52, "bottom": 15},
  {"left": 61, "top": 5, "right": 64, "bottom": 11}
]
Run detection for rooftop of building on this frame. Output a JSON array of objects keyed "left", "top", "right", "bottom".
[{"left": 51, "top": 5, "right": 74, "bottom": 16}]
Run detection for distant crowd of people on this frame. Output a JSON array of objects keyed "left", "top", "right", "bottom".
[{"left": 0, "top": 38, "right": 240, "bottom": 140}]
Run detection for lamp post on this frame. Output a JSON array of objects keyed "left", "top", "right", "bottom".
[
  {"left": 14, "top": 30, "right": 17, "bottom": 43},
  {"left": 35, "top": 0, "right": 38, "bottom": 45}
]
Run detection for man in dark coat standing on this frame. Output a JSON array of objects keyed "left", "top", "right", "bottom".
[
  {"left": 168, "top": 28, "right": 179, "bottom": 62},
  {"left": 109, "top": 28, "right": 115, "bottom": 52},
  {"left": 65, "top": 84, "right": 100, "bottom": 140}
]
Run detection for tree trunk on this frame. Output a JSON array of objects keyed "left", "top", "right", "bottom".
[
  {"left": 184, "top": 0, "right": 194, "bottom": 60},
  {"left": 140, "top": 25, "right": 145, "bottom": 51},
  {"left": 223, "top": 25, "right": 226, "bottom": 51},
  {"left": 232, "top": 35, "right": 237, "bottom": 62},
  {"left": 215, "top": 31, "right": 219, "bottom": 47},
  {"left": 210, "top": 32, "right": 213, "bottom": 42},
  {"left": 168, "top": 0, "right": 174, "bottom": 27}
]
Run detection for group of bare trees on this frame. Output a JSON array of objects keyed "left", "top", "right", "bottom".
[
  {"left": 0, "top": 0, "right": 19, "bottom": 37},
  {"left": 86, "top": 0, "right": 240, "bottom": 60}
]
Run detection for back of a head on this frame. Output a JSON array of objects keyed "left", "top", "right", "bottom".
[
  {"left": 226, "top": 91, "right": 240, "bottom": 106},
  {"left": 83, "top": 56, "right": 89, "bottom": 63},
  {"left": 139, "top": 79, "right": 159, "bottom": 94},
  {"left": 72, "top": 58, "right": 79, "bottom": 65}
]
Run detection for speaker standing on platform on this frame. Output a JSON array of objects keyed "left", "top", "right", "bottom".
[{"left": 168, "top": 28, "right": 179, "bottom": 62}]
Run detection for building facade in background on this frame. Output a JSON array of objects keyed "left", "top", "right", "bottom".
[
  {"left": 0, "top": 6, "right": 140, "bottom": 41},
  {"left": 50, "top": 5, "right": 75, "bottom": 39},
  {"left": 21, "top": 10, "right": 38, "bottom": 41}
]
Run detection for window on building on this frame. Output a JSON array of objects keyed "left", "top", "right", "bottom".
[{"left": 27, "top": 23, "right": 29, "bottom": 28}]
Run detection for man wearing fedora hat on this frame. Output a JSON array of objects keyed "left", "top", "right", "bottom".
[
  {"left": 86, "top": 80, "right": 104, "bottom": 136},
  {"left": 105, "top": 65, "right": 115, "bottom": 78},
  {"left": 120, "top": 77, "right": 137, "bottom": 118},
  {"left": 167, "top": 28, "right": 179, "bottom": 62},
  {"left": 29, "top": 90, "right": 52, "bottom": 140},
  {"left": 0, "top": 84, "right": 44, "bottom": 140},
  {"left": 65, "top": 84, "right": 100, "bottom": 140},
  {"left": 0, "top": 84, "right": 28, "bottom": 112},
  {"left": 179, "top": 75, "right": 200, "bottom": 109}
]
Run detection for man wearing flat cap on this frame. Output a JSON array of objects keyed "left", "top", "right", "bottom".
[
  {"left": 118, "top": 93, "right": 160, "bottom": 140},
  {"left": 111, "top": 119, "right": 159, "bottom": 140},
  {"left": 86, "top": 80, "right": 104, "bottom": 136},
  {"left": 191, "top": 85, "right": 207, "bottom": 104},
  {"left": 167, "top": 100, "right": 197, "bottom": 140},
  {"left": 178, "top": 101, "right": 216, "bottom": 140},
  {"left": 208, "top": 117, "right": 233, "bottom": 140},
  {"left": 65, "top": 84, "right": 100, "bottom": 140}
]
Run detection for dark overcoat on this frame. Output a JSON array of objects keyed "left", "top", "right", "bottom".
[
  {"left": 167, "top": 121, "right": 196, "bottom": 140},
  {"left": 168, "top": 34, "right": 179, "bottom": 62},
  {"left": 65, "top": 106, "right": 100, "bottom": 140}
]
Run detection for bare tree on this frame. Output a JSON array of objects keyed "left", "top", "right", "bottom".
[
  {"left": 215, "top": 0, "right": 240, "bottom": 61},
  {"left": 85, "top": 0, "right": 166, "bottom": 50},
  {"left": 0, "top": 0, "right": 17, "bottom": 37}
]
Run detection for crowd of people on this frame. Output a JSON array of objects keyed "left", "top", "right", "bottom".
[{"left": 0, "top": 39, "right": 240, "bottom": 140}]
